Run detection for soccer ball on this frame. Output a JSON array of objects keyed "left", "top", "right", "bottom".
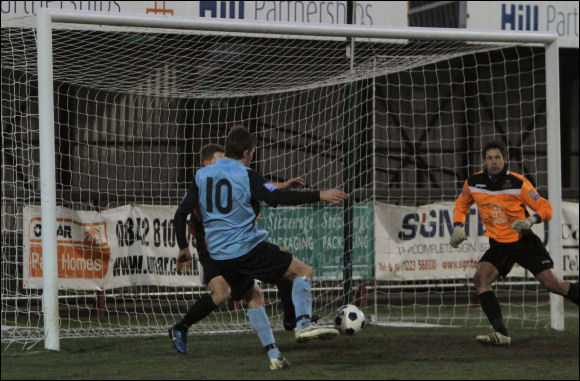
[{"left": 334, "top": 304, "right": 365, "bottom": 335}]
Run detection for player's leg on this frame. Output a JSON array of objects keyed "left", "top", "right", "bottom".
[
  {"left": 474, "top": 260, "right": 511, "bottom": 345},
  {"left": 283, "top": 255, "right": 313, "bottom": 280},
  {"left": 517, "top": 234, "right": 579, "bottom": 307},
  {"left": 275, "top": 277, "right": 296, "bottom": 331},
  {"left": 245, "top": 283, "right": 290, "bottom": 370},
  {"left": 283, "top": 257, "right": 313, "bottom": 329},
  {"left": 169, "top": 276, "right": 229, "bottom": 354},
  {"left": 474, "top": 261, "right": 500, "bottom": 293},
  {"left": 535, "top": 269, "right": 579, "bottom": 305},
  {"left": 275, "top": 277, "right": 322, "bottom": 331},
  {"left": 173, "top": 276, "right": 230, "bottom": 332},
  {"left": 281, "top": 256, "right": 338, "bottom": 342},
  {"left": 244, "top": 243, "right": 314, "bottom": 330},
  {"left": 241, "top": 242, "right": 337, "bottom": 342},
  {"left": 169, "top": 259, "right": 229, "bottom": 355}
]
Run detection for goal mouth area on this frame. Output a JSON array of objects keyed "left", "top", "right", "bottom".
[{"left": 1, "top": 9, "right": 568, "bottom": 351}]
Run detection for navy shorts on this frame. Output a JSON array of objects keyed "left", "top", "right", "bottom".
[
  {"left": 212, "top": 241, "right": 294, "bottom": 301},
  {"left": 198, "top": 253, "right": 222, "bottom": 285},
  {"left": 480, "top": 232, "right": 554, "bottom": 277}
]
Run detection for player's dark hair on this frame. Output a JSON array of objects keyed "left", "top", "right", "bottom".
[
  {"left": 200, "top": 144, "right": 224, "bottom": 164},
  {"left": 225, "top": 126, "right": 257, "bottom": 159},
  {"left": 483, "top": 140, "right": 508, "bottom": 159}
]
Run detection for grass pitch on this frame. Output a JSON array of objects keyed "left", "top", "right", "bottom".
[{"left": 3, "top": 312, "right": 578, "bottom": 380}]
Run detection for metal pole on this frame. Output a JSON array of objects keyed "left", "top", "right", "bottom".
[
  {"left": 343, "top": 1, "right": 356, "bottom": 305},
  {"left": 37, "top": 8, "right": 60, "bottom": 350},
  {"left": 545, "top": 39, "right": 564, "bottom": 331},
  {"left": 372, "top": 57, "right": 378, "bottom": 320},
  {"left": 46, "top": 9, "right": 556, "bottom": 44}
]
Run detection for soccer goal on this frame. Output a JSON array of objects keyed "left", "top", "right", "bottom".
[{"left": 1, "top": 9, "right": 567, "bottom": 351}]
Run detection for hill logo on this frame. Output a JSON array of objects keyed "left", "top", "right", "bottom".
[{"left": 200, "top": 1, "right": 244, "bottom": 19}]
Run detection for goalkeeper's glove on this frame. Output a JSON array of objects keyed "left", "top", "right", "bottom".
[
  {"left": 511, "top": 215, "right": 538, "bottom": 233},
  {"left": 449, "top": 226, "right": 467, "bottom": 248}
]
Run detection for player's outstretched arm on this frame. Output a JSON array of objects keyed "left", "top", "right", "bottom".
[
  {"left": 249, "top": 169, "right": 347, "bottom": 206},
  {"left": 272, "top": 177, "right": 306, "bottom": 190},
  {"left": 511, "top": 180, "right": 553, "bottom": 233},
  {"left": 320, "top": 189, "right": 348, "bottom": 204},
  {"left": 450, "top": 180, "right": 473, "bottom": 248}
]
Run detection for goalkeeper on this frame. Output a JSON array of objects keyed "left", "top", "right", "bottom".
[
  {"left": 169, "top": 144, "right": 318, "bottom": 358},
  {"left": 450, "top": 140, "right": 578, "bottom": 346}
]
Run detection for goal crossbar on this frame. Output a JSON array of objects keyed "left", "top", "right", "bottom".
[{"left": 43, "top": 9, "right": 558, "bottom": 43}]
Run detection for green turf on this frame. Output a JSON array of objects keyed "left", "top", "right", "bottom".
[{"left": 2, "top": 312, "right": 578, "bottom": 380}]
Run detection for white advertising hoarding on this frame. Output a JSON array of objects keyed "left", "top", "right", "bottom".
[
  {"left": 467, "top": 1, "right": 579, "bottom": 48},
  {"left": 1, "top": 1, "right": 408, "bottom": 27},
  {"left": 22, "top": 201, "right": 579, "bottom": 288},
  {"left": 375, "top": 201, "right": 579, "bottom": 281},
  {"left": 23, "top": 205, "right": 203, "bottom": 290}
]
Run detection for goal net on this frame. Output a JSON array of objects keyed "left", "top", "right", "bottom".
[{"left": 1, "top": 11, "right": 566, "bottom": 349}]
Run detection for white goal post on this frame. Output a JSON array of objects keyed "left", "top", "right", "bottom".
[{"left": 2, "top": 9, "right": 565, "bottom": 351}]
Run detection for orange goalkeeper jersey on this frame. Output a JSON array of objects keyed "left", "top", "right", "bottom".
[{"left": 453, "top": 169, "right": 552, "bottom": 243}]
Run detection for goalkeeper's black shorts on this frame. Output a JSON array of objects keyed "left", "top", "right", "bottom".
[
  {"left": 211, "top": 241, "right": 293, "bottom": 301},
  {"left": 480, "top": 232, "right": 554, "bottom": 277}
]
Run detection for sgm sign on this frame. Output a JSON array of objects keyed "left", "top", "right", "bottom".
[
  {"left": 375, "top": 201, "right": 579, "bottom": 281},
  {"left": 398, "top": 208, "right": 485, "bottom": 240}
]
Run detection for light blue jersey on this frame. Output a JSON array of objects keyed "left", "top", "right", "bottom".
[{"left": 195, "top": 159, "right": 268, "bottom": 260}]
